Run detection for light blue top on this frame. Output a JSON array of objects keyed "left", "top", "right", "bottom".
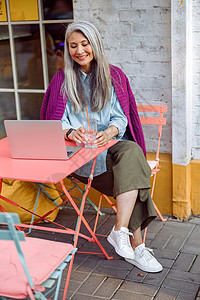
[{"left": 61, "top": 71, "right": 128, "bottom": 177}]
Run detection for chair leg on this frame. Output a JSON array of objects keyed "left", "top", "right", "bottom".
[
  {"left": 102, "top": 194, "right": 117, "bottom": 213},
  {"left": 93, "top": 194, "right": 103, "bottom": 235},
  {"left": 151, "top": 173, "right": 167, "bottom": 222},
  {"left": 143, "top": 227, "right": 148, "bottom": 244},
  {"left": 69, "top": 177, "right": 105, "bottom": 216},
  {"left": 143, "top": 172, "right": 167, "bottom": 243},
  {"left": 152, "top": 200, "right": 167, "bottom": 222}
]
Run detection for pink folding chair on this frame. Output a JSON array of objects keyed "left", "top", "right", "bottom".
[
  {"left": 0, "top": 212, "right": 76, "bottom": 300},
  {"left": 136, "top": 105, "right": 168, "bottom": 241},
  {"left": 90, "top": 105, "right": 168, "bottom": 241}
]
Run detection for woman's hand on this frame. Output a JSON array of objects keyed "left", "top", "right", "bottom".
[
  {"left": 94, "top": 125, "right": 119, "bottom": 147},
  {"left": 64, "top": 127, "right": 87, "bottom": 144}
]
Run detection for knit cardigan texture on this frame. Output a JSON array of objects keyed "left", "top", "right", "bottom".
[{"left": 41, "top": 65, "right": 146, "bottom": 156}]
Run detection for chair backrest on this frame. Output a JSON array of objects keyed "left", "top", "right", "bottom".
[
  {"left": 137, "top": 105, "right": 167, "bottom": 160},
  {"left": 0, "top": 213, "right": 34, "bottom": 288},
  {"left": 0, "top": 212, "right": 25, "bottom": 241}
]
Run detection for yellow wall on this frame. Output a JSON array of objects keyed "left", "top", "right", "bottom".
[
  {"left": 191, "top": 160, "right": 200, "bottom": 215},
  {"left": 172, "top": 160, "right": 200, "bottom": 219},
  {"left": 147, "top": 153, "right": 172, "bottom": 216}
]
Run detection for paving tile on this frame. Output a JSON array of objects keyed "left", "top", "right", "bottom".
[
  {"left": 190, "top": 255, "right": 200, "bottom": 274},
  {"left": 177, "top": 291, "right": 196, "bottom": 300},
  {"left": 158, "top": 221, "right": 194, "bottom": 237},
  {"left": 143, "top": 268, "right": 169, "bottom": 286},
  {"left": 75, "top": 256, "right": 103, "bottom": 272},
  {"left": 144, "top": 232, "right": 157, "bottom": 240},
  {"left": 168, "top": 269, "right": 200, "bottom": 284},
  {"left": 65, "top": 280, "right": 82, "bottom": 292},
  {"left": 78, "top": 215, "right": 113, "bottom": 239},
  {"left": 149, "top": 234, "right": 172, "bottom": 249},
  {"left": 62, "top": 289, "right": 74, "bottom": 300},
  {"left": 154, "top": 287, "right": 178, "bottom": 299},
  {"left": 99, "top": 256, "right": 133, "bottom": 270},
  {"left": 112, "top": 290, "right": 153, "bottom": 300},
  {"left": 164, "top": 236, "right": 187, "bottom": 251},
  {"left": 71, "top": 293, "right": 108, "bottom": 299},
  {"left": 70, "top": 254, "right": 89, "bottom": 270},
  {"left": 186, "top": 226, "right": 200, "bottom": 240},
  {"left": 186, "top": 237, "right": 200, "bottom": 246},
  {"left": 94, "top": 277, "right": 122, "bottom": 298},
  {"left": 146, "top": 218, "right": 165, "bottom": 234},
  {"left": 119, "top": 281, "right": 158, "bottom": 296},
  {"left": 68, "top": 270, "right": 91, "bottom": 282},
  {"left": 126, "top": 267, "right": 148, "bottom": 282},
  {"left": 181, "top": 244, "right": 200, "bottom": 255},
  {"left": 77, "top": 241, "right": 106, "bottom": 253},
  {"left": 162, "top": 277, "right": 199, "bottom": 294},
  {"left": 92, "top": 264, "right": 130, "bottom": 279},
  {"left": 188, "top": 217, "right": 200, "bottom": 225},
  {"left": 153, "top": 248, "right": 179, "bottom": 260},
  {"left": 76, "top": 274, "right": 106, "bottom": 294},
  {"left": 172, "top": 252, "right": 196, "bottom": 271},
  {"left": 158, "top": 257, "right": 174, "bottom": 269}
]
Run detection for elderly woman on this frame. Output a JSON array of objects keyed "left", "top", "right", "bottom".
[{"left": 41, "top": 21, "right": 162, "bottom": 273}]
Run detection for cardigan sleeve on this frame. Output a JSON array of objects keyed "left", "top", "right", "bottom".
[
  {"left": 40, "top": 69, "right": 65, "bottom": 120},
  {"left": 40, "top": 83, "right": 51, "bottom": 120},
  {"left": 126, "top": 77, "right": 146, "bottom": 156},
  {"left": 110, "top": 65, "right": 147, "bottom": 156}
]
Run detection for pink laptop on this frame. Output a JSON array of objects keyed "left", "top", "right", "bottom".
[{"left": 4, "top": 120, "right": 81, "bottom": 160}]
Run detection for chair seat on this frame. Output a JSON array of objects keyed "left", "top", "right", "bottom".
[{"left": 0, "top": 237, "right": 73, "bottom": 299}]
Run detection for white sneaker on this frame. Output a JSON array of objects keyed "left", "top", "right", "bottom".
[
  {"left": 125, "top": 243, "right": 163, "bottom": 273},
  {"left": 107, "top": 226, "right": 135, "bottom": 259}
]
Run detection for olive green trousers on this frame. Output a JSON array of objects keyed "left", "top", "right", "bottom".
[{"left": 73, "top": 141, "right": 157, "bottom": 232}]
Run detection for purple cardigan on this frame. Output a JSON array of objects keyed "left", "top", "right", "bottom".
[{"left": 41, "top": 65, "right": 146, "bottom": 156}]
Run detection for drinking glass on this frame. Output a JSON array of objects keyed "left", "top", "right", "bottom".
[{"left": 82, "top": 119, "right": 97, "bottom": 148}]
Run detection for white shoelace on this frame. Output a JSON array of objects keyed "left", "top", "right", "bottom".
[
  {"left": 119, "top": 229, "right": 133, "bottom": 247},
  {"left": 139, "top": 246, "right": 154, "bottom": 262}
]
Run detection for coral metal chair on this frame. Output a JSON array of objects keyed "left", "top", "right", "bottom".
[
  {"left": 94, "top": 104, "right": 168, "bottom": 240},
  {"left": 0, "top": 212, "right": 76, "bottom": 300},
  {"left": 137, "top": 105, "right": 168, "bottom": 241}
]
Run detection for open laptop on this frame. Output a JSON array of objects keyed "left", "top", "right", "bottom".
[{"left": 4, "top": 120, "right": 82, "bottom": 160}]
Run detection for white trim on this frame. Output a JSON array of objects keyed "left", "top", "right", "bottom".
[
  {"left": 0, "top": 89, "right": 45, "bottom": 93},
  {"left": 6, "top": 0, "right": 21, "bottom": 120},
  {"left": 0, "top": 20, "right": 73, "bottom": 25},
  {"left": 38, "top": 0, "right": 49, "bottom": 91}
]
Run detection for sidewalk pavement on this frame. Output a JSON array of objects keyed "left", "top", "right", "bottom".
[{"left": 31, "top": 206, "right": 200, "bottom": 300}]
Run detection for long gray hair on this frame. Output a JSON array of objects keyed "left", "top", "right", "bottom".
[{"left": 62, "top": 21, "right": 111, "bottom": 113}]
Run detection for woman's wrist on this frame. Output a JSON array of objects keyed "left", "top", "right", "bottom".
[
  {"left": 106, "top": 125, "right": 119, "bottom": 139},
  {"left": 65, "top": 128, "right": 75, "bottom": 140}
]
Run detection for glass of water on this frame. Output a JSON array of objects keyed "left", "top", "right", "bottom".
[{"left": 82, "top": 119, "right": 97, "bottom": 148}]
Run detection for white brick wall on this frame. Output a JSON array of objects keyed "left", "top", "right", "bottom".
[
  {"left": 192, "top": 0, "right": 200, "bottom": 159},
  {"left": 73, "top": 0, "right": 171, "bottom": 154}
]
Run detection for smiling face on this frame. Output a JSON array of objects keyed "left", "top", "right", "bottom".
[{"left": 68, "top": 31, "right": 94, "bottom": 74}]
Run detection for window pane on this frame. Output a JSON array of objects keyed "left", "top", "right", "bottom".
[
  {"left": 13, "top": 25, "right": 44, "bottom": 89},
  {"left": 0, "top": 26, "right": 13, "bottom": 88},
  {"left": 0, "top": 0, "right": 7, "bottom": 22},
  {"left": 20, "top": 93, "right": 44, "bottom": 120},
  {"left": 45, "top": 23, "right": 67, "bottom": 81},
  {"left": 0, "top": 93, "right": 16, "bottom": 139},
  {"left": 43, "top": 0, "right": 73, "bottom": 20},
  {"left": 10, "top": 0, "right": 39, "bottom": 21}
]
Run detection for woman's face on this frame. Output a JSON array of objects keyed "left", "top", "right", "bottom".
[{"left": 68, "top": 31, "right": 94, "bottom": 74}]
